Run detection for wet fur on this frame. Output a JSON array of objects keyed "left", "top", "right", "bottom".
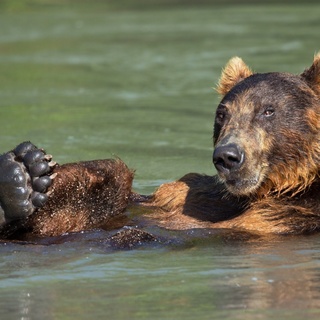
[
  {"left": 141, "top": 53, "right": 320, "bottom": 235},
  {"left": 2, "top": 54, "right": 320, "bottom": 240}
]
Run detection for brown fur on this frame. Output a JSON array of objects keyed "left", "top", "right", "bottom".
[
  {"left": 216, "top": 57, "right": 253, "bottom": 96},
  {"left": 301, "top": 53, "right": 320, "bottom": 95},
  {"left": 144, "top": 53, "right": 320, "bottom": 235},
  {"left": 3, "top": 54, "right": 320, "bottom": 240},
  {"left": 26, "top": 159, "right": 134, "bottom": 237}
]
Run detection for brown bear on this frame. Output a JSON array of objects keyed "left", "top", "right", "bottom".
[{"left": 1, "top": 53, "right": 320, "bottom": 243}]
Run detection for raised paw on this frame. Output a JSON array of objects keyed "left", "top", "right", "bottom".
[{"left": 0, "top": 141, "right": 57, "bottom": 224}]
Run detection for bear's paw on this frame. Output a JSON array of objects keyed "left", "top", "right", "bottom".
[{"left": 0, "top": 141, "right": 57, "bottom": 224}]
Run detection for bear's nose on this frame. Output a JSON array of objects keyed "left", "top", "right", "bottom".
[{"left": 213, "top": 143, "right": 244, "bottom": 172}]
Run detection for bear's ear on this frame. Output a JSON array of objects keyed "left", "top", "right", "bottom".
[
  {"left": 301, "top": 52, "right": 320, "bottom": 94},
  {"left": 216, "top": 57, "right": 253, "bottom": 96}
]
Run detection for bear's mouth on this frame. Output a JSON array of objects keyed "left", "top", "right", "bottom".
[
  {"left": 222, "top": 175, "right": 261, "bottom": 196},
  {"left": 213, "top": 141, "right": 268, "bottom": 196}
]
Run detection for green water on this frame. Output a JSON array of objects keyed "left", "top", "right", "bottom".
[{"left": 1, "top": 0, "right": 320, "bottom": 319}]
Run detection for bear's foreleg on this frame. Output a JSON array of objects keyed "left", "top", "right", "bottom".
[
  {"left": 27, "top": 158, "right": 135, "bottom": 237},
  {"left": 0, "top": 142, "right": 136, "bottom": 239}
]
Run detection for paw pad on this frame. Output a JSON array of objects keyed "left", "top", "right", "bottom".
[{"left": 0, "top": 141, "right": 57, "bottom": 223}]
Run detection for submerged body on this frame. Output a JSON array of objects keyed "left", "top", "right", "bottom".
[{"left": 1, "top": 53, "right": 320, "bottom": 242}]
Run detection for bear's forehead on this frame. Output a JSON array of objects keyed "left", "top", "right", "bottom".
[
  {"left": 221, "top": 72, "right": 309, "bottom": 114},
  {"left": 223, "top": 72, "right": 302, "bottom": 102}
]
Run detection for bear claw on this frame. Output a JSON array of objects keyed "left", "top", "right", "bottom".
[{"left": 0, "top": 141, "right": 57, "bottom": 224}]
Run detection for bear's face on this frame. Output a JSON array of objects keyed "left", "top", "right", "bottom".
[{"left": 213, "top": 55, "right": 320, "bottom": 197}]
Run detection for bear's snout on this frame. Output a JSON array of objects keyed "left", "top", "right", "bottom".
[{"left": 213, "top": 143, "right": 244, "bottom": 174}]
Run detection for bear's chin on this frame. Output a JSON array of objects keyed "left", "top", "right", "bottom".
[{"left": 223, "top": 177, "right": 261, "bottom": 197}]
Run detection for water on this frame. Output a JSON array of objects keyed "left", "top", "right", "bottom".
[
  {"left": 0, "top": 234, "right": 320, "bottom": 319},
  {"left": 1, "top": 0, "right": 320, "bottom": 318}
]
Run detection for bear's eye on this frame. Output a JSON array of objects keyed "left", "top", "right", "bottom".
[
  {"left": 216, "top": 111, "right": 225, "bottom": 121},
  {"left": 263, "top": 107, "right": 275, "bottom": 117},
  {"left": 216, "top": 104, "right": 228, "bottom": 123}
]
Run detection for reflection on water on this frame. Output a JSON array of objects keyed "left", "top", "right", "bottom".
[{"left": 1, "top": 0, "right": 320, "bottom": 319}]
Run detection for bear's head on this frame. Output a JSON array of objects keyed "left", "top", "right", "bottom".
[{"left": 213, "top": 53, "right": 320, "bottom": 198}]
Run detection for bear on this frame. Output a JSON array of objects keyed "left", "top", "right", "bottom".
[{"left": 1, "top": 53, "right": 320, "bottom": 244}]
